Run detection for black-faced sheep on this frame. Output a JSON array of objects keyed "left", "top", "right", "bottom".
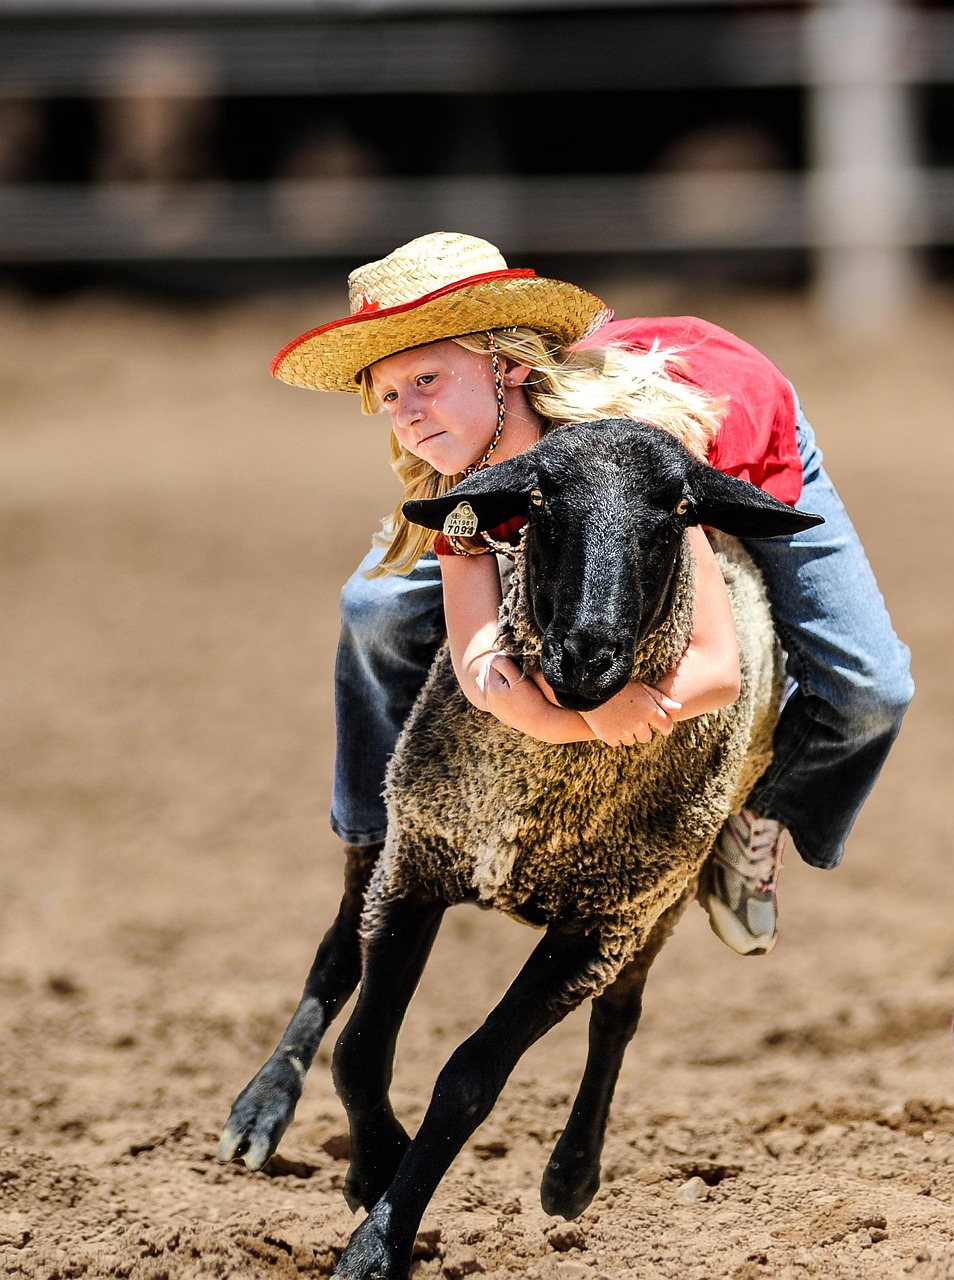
[{"left": 219, "top": 418, "right": 822, "bottom": 1280}]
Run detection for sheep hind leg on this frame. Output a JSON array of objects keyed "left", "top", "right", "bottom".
[
  {"left": 217, "top": 842, "right": 382, "bottom": 1173},
  {"left": 541, "top": 897, "right": 690, "bottom": 1220},
  {"left": 333, "top": 921, "right": 605, "bottom": 1280}
]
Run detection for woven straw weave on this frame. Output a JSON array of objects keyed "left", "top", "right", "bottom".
[
  {"left": 271, "top": 232, "right": 611, "bottom": 393},
  {"left": 347, "top": 232, "right": 509, "bottom": 312}
]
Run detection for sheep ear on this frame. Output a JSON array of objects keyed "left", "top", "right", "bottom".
[
  {"left": 403, "top": 490, "right": 528, "bottom": 533},
  {"left": 403, "top": 455, "right": 536, "bottom": 533},
  {"left": 687, "top": 462, "right": 825, "bottom": 539}
]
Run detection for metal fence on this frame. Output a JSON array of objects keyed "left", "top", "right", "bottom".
[{"left": 0, "top": 0, "right": 949, "bottom": 331}]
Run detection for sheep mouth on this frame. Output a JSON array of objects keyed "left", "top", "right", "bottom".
[
  {"left": 547, "top": 675, "right": 631, "bottom": 714},
  {"left": 539, "top": 634, "right": 635, "bottom": 712}
]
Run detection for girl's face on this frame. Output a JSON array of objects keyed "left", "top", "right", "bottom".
[{"left": 369, "top": 340, "right": 507, "bottom": 476}]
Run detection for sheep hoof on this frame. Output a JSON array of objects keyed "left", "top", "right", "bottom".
[
  {"left": 216, "top": 1053, "right": 303, "bottom": 1171},
  {"left": 540, "top": 1157, "right": 601, "bottom": 1220},
  {"left": 342, "top": 1142, "right": 408, "bottom": 1214},
  {"left": 341, "top": 1175, "right": 366, "bottom": 1214},
  {"left": 332, "top": 1202, "right": 409, "bottom": 1280},
  {"left": 341, "top": 1116, "right": 411, "bottom": 1212}
]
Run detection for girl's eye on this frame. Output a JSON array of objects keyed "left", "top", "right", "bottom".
[{"left": 417, "top": 374, "right": 435, "bottom": 388}]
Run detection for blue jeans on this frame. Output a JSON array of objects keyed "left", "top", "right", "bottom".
[{"left": 331, "top": 401, "right": 913, "bottom": 870}]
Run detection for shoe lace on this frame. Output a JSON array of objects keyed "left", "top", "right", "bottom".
[
  {"left": 718, "top": 816, "right": 785, "bottom": 893},
  {"left": 743, "top": 818, "right": 784, "bottom": 890}
]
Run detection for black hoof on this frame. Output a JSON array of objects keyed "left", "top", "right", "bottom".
[
  {"left": 540, "top": 1156, "right": 601, "bottom": 1220},
  {"left": 332, "top": 1204, "right": 412, "bottom": 1280}
]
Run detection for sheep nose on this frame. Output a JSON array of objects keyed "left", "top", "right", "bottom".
[{"left": 560, "top": 632, "right": 622, "bottom": 684}]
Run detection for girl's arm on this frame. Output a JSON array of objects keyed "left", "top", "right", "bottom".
[
  {"left": 580, "top": 526, "right": 741, "bottom": 744},
  {"left": 442, "top": 524, "right": 738, "bottom": 748},
  {"left": 653, "top": 525, "right": 742, "bottom": 714},
  {"left": 441, "top": 553, "right": 593, "bottom": 744}
]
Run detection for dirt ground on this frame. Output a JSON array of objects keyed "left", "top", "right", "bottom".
[{"left": 1, "top": 274, "right": 954, "bottom": 1280}]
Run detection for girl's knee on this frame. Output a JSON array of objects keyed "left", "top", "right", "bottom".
[
  {"left": 847, "top": 659, "right": 914, "bottom": 740},
  {"left": 796, "top": 646, "right": 913, "bottom": 746},
  {"left": 339, "top": 559, "right": 444, "bottom": 663},
  {"left": 875, "top": 639, "right": 915, "bottom": 718},
  {"left": 340, "top": 569, "right": 389, "bottom": 638},
  {"left": 878, "top": 664, "right": 915, "bottom": 729}
]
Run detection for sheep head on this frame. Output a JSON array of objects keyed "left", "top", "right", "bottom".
[{"left": 404, "top": 419, "right": 823, "bottom": 712}]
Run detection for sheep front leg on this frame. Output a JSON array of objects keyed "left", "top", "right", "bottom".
[
  {"left": 333, "top": 921, "right": 604, "bottom": 1280},
  {"left": 332, "top": 891, "right": 447, "bottom": 1214},
  {"left": 541, "top": 897, "right": 687, "bottom": 1219},
  {"left": 217, "top": 843, "right": 380, "bottom": 1172}
]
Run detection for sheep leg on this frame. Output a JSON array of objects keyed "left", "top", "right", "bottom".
[
  {"left": 217, "top": 842, "right": 381, "bottom": 1172},
  {"left": 332, "top": 920, "right": 604, "bottom": 1280},
  {"left": 332, "top": 891, "right": 447, "bottom": 1214},
  {"left": 540, "top": 899, "right": 687, "bottom": 1220}
]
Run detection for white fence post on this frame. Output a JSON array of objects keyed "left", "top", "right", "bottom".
[{"left": 806, "top": 0, "right": 923, "bottom": 336}]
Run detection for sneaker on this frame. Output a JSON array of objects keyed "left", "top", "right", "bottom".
[{"left": 698, "top": 810, "right": 787, "bottom": 956}]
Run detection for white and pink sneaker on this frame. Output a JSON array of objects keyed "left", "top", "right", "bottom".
[{"left": 699, "top": 809, "right": 788, "bottom": 955}]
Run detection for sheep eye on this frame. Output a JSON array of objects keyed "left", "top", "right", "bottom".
[
  {"left": 529, "top": 488, "right": 545, "bottom": 508},
  {"left": 673, "top": 497, "right": 690, "bottom": 517}
]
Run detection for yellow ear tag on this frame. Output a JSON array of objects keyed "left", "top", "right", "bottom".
[{"left": 442, "top": 501, "right": 480, "bottom": 538}]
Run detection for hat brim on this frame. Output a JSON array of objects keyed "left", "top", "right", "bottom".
[{"left": 271, "top": 270, "right": 612, "bottom": 392}]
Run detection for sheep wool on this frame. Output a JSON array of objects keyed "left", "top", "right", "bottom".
[{"left": 369, "top": 529, "right": 784, "bottom": 995}]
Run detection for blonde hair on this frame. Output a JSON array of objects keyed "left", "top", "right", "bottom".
[{"left": 362, "top": 327, "right": 725, "bottom": 577}]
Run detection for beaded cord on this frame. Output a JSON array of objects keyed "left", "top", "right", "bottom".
[
  {"left": 463, "top": 332, "right": 506, "bottom": 477},
  {"left": 447, "top": 331, "right": 519, "bottom": 560}
]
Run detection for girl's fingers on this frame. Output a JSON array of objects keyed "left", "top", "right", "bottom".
[
  {"left": 643, "top": 685, "right": 682, "bottom": 714},
  {"left": 478, "top": 653, "right": 525, "bottom": 699},
  {"left": 476, "top": 658, "right": 503, "bottom": 698},
  {"left": 653, "top": 710, "right": 675, "bottom": 736},
  {"left": 490, "top": 653, "right": 524, "bottom": 689}
]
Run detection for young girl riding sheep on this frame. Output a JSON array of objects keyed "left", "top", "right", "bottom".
[{"left": 270, "top": 230, "right": 914, "bottom": 958}]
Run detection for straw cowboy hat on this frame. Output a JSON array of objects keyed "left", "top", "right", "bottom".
[{"left": 270, "top": 231, "right": 612, "bottom": 392}]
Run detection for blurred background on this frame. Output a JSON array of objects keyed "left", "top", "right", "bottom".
[{"left": 0, "top": 0, "right": 950, "bottom": 334}]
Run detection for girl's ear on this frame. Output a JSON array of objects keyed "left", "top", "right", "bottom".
[{"left": 503, "top": 360, "right": 533, "bottom": 388}]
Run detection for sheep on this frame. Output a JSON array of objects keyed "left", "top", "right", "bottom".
[{"left": 218, "top": 417, "right": 821, "bottom": 1280}]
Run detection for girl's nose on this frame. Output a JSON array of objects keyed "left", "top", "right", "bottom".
[{"left": 396, "top": 401, "right": 424, "bottom": 431}]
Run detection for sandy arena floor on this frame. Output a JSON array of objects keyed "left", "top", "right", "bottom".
[{"left": 1, "top": 277, "right": 953, "bottom": 1279}]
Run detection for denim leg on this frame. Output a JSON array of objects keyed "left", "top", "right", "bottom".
[
  {"left": 743, "top": 397, "right": 914, "bottom": 869},
  {"left": 331, "top": 546, "right": 445, "bottom": 846}
]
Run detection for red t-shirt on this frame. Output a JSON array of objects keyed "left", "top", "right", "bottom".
[
  {"left": 433, "top": 315, "right": 802, "bottom": 557},
  {"left": 577, "top": 316, "right": 802, "bottom": 505}
]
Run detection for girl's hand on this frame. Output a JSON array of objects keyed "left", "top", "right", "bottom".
[
  {"left": 476, "top": 652, "right": 588, "bottom": 743},
  {"left": 475, "top": 652, "right": 525, "bottom": 701},
  {"left": 580, "top": 682, "right": 682, "bottom": 747},
  {"left": 532, "top": 663, "right": 679, "bottom": 746}
]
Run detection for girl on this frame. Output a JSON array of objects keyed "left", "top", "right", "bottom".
[
  {"left": 271, "top": 231, "right": 914, "bottom": 957},
  {"left": 367, "top": 332, "right": 742, "bottom": 748}
]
